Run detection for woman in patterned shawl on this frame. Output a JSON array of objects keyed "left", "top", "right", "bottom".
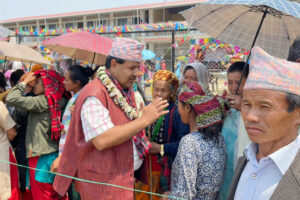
[{"left": 167, "top": 81, "right": 227, "bottom": 200}]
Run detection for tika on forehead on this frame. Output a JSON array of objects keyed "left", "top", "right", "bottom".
[
  {"left": 245, "top": 47, "right": 300, "bottom": 96},
  {"left": 109, "top": 37, "right": 144, "bottom": 63}
]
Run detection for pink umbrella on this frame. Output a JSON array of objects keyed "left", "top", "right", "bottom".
[
  {"left": 43, "top": 32, "right": 113, "bottom": 66},
  {"left": 0, "top": 37, "right": 8, "bottom": 41}
]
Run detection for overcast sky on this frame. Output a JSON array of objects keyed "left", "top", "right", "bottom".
[{"left": 0, "top": 0, "right": 176, "bottom": 21}]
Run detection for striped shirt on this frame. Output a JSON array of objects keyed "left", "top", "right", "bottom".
[{"left": 234, "top": 135, "right": 300, "bottom": 200}]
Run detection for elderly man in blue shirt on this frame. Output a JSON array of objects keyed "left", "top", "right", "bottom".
[{"left": 227, "top": 46, "right": 300, "bottom": 200}]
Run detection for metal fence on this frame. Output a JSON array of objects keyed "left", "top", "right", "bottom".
[
  {"left": 15, "top": 29, "right": 205, "bottom": 72},
  {"left": 15, "top": 29, "right": 231, "bottom": 93}
]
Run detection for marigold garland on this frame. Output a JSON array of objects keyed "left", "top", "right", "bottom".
[{"left": 97, "top": 66, "right": 141, "bottom": 120}]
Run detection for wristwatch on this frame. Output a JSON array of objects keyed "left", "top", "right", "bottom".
[{"left": 160, "top": 145, "right": 164, "bottom": 157}]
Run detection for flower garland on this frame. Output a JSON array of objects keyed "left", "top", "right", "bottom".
[{"left": 97, "top": 66, "right": 141, "bottom": 120}]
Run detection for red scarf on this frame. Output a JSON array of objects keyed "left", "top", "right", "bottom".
[
  {"left": 35, "top": 69, "right": 70, "bottom": 141},
  {"left": 105, "top": 70, "right": 151, "bottom": 158}
]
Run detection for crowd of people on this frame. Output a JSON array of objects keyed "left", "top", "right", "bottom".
[{"left": 0, "top": 35, "right": 299, "bottom": 200}]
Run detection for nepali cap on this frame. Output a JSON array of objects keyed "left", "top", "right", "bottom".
[
  {"left": 245, "top": 47, "right": 300, "bottom": 96},
  {"left": 178, "top": 82, "right": 223, "bottom": 129},
  {"left": 109, "top": 37, "right": 144, "bottom": 63}
]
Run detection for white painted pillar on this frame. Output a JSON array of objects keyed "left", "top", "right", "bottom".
[
  {"left": 149, "top": 9, "right": 154, "bottom": 23},
  {"left": 58, "top": 18, "right": 62, "bottom": 29},
  {"left": 109, "top": 13, "right": 114, "bottom": 26},
  {"left": 83, "top": 16, "right": 87, "bottom": 28}
]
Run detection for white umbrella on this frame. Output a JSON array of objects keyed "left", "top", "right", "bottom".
[{"left": 0, "top": 41, "right": 50, "bottom": 65}]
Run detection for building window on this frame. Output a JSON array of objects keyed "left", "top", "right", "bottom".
[
  {"left": 49, "top": 24, "right": 57, "bottom": 30},
  {"left": 145, "top": 10, "right": 149, "bottom": 23},
  {"left": 117, "top": 18, "right": 128, "bottom": 26},
  {"left": 22, "top": 26, "right": 28, "bottom": 31},
  {"left": 40, "top": 25, "right": 45, "bottom": 29},
  {"left": 31, "top": 25, "right": 37, "bottom": 31},
  {"left": 132, "top": 17, "right": 141, "bottom": 25},
  {"left": 87, "top": 21, "right": 94, "bottom": 28},
  {"left": 97, "top": 20, "right": 107, "bottom": 26},
  {"left": 65, "top": 23, "right": 73, "bottom": 29},
  {"left": 77, "top": 22, "right": 83, "bottom": 28},
  {"left": 8, "top": 27, "right": 15, "bottom": 31}
]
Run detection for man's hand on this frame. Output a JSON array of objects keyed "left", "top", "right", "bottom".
[
  {"left": 150, "top": 142, "right": 161, "bottom": 154},
  {"left": 141, "top": 97, "right": 169, "bottom": 127},
  {"left": 50, "top": 155, "right": 61, "bottom": 172},
  {"left": 226, "top": 93, "right": 242, "bottom": 111},
  {"left": 91, "top": 98, "right": 169, "bottom": 151}
]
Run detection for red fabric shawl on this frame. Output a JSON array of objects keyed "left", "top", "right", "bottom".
[{"left": 34, "top": 69, "right": 68, "bottom": 140}]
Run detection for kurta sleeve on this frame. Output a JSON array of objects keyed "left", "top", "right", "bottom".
[
  {"left": 6, "top": 83, "right": 48, "bottom": 113},
  {"left": 169, "top": 135, "right": 200, "bottom": 200}
]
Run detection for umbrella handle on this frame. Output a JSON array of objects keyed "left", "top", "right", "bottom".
[
  {"left": 235, "top": 6, "right": 268, "bottom": 95},
  {"left": 92, "top": 52, "right": 96, "bottom": 66}
]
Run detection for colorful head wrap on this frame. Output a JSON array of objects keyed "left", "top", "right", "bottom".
[
  {"left": 178, "top": 82, "right": 223, "bottom": 129},
  {"left": 34, "top": 69, "right": 70, "bottom": 140},
  {"left": 153, "top": 70, "right": 179, "bottom": 102},
  {"left": 245, "top": 47, "right": 300, "bottom": 96},
  {"left": 109, "top": 37, "right": 144, "bottom": 63},
  {"left": 153, "top": 70, "right": 179, "bottom": 89}
]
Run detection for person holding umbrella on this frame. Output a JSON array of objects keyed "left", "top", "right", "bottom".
[
  {"left": 219, "top": 61, "right": 249, "bottom": 200},
  {"left": 227, "top": 47, "right": 300, "bottom": 200},
  {"left": 53, "top": 38, "right": 169, "bottom": 200}
]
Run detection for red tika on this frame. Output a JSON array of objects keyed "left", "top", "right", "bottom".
[{"left": 53, "top": 78, "right": 147, "bottom": 200}]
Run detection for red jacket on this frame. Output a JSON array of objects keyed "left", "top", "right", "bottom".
[{"left": 53, "top": 78, "right": 147, "bottom": 200}]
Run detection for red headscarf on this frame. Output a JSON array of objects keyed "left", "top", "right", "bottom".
[{"left": 34, "top": 69, "right": 69, "bottom": 140}]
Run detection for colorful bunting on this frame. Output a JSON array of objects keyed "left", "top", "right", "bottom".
[
  {"left": 15, "top": 22, "right": 189, "bottom": 36},
  {"left": 189, "top": 38, "right": 250, "bottom": 65}
]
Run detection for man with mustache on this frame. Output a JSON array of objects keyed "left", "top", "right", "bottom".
[
  {"left": 227, "top": 47, "right": 300, "bottom": 200},
  {"left": 53, "top": 38, "right": 169, "bottom": 199}
]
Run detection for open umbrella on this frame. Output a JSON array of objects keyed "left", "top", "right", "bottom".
[
  {"left": 43, "top": 32, "right": 113, "bottom": 66},
  {"left": 181, "top": 0, "right": 300, "bottom": 59},
  {"left": 181, "top": 0, "right": 300, "bottom": 92},
  {"left": 0, "top": 41, "right": 50, "bottom": 65}
]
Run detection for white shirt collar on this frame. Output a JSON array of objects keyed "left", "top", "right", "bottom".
[{"left": 244, "top": 135, "right": 300, "bottom": 175}]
